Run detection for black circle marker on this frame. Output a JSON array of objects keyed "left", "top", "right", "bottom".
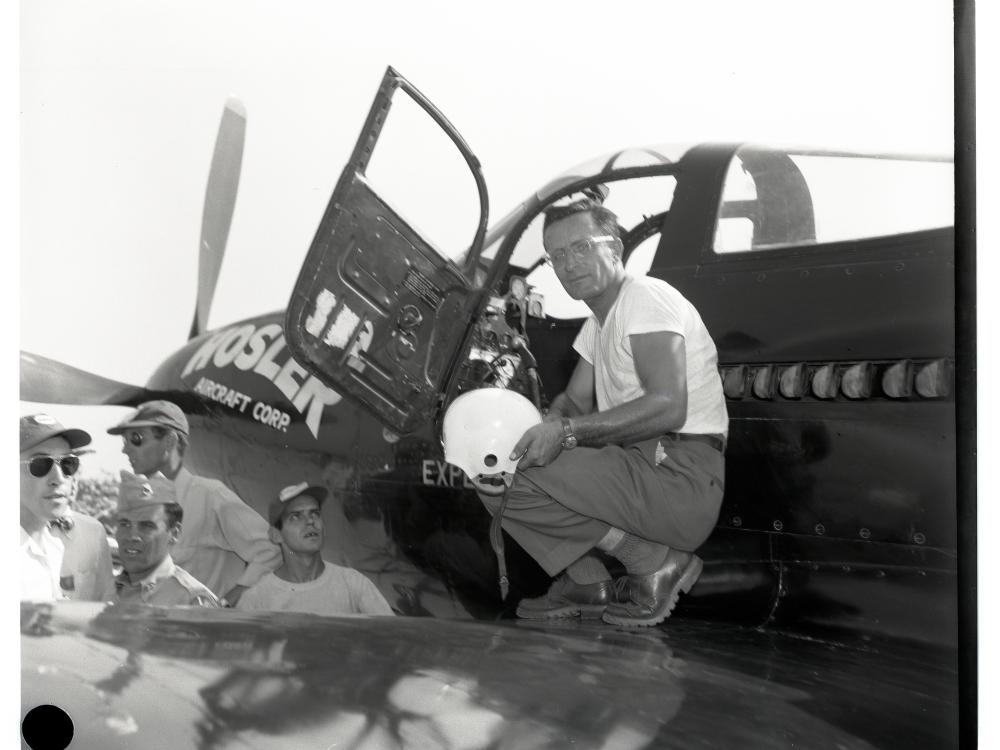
[{"left": 21, "top": 704, "right": 74, "bottom": 750}]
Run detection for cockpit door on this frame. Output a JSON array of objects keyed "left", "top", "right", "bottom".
[{"left": 285, "top": 67, "right": 490, "bottom": 435}]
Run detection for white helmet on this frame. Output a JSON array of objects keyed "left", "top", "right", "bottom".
[{"left": 442, "top": 389, "right": 542, "bottom": 496}]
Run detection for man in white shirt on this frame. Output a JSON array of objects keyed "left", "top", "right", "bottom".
[
  {"left": 238, "top": 482, "right": 394, "bottom": 616},
  {"left": 479, "top": 198, "right": 728, "bottom": 627},
  {"left": 107, "top": 400, "right": 281, "bottom": 606},
  {"left": 50, "top": 508, "right": 116, "bottom": 602},
  {"left": 19, "top": 414, "right": 99, "bottom": 601}
]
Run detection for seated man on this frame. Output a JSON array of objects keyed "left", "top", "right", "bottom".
[
  {"left": 114, "top": 471, "right": 219, "bottom": 607},
  {"left": 480, "top": 197, "right": 728, "bottom": 627},
  {"left": 237, "top": 483, "right": 394, "bottom": 616}
]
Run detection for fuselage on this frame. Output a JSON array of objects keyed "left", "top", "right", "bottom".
[{"left": 142, "top": 143, "right": 957, "bottom": 644}]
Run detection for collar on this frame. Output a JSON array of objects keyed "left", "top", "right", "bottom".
[
  {"left": 20, "top": 525, "right": 63, "bottom": 555},
  {"left": 173, "top": 467, "right": 193, "bottom": 496},
  {"left": 591, "top": 273, "right": 633, "bottom": 327},
  {"left": 50, "top": 514, "right": 75, "bottom": 533},
  {"left": 116, "top": 555, "right": 177, "bottom": 594}
]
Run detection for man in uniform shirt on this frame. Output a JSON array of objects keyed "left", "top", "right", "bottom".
[
  {"left": 20, "top": 414, "right": 114, "bottom": 602},
  {"left": 237, "top": 482, "right": 394, "bottom": 616},
  {"left": 114, "top": 471, "right": 219, "bottom": 607},
  {"left": 107, "top": 400, "right": 280, "bottom": 606}
]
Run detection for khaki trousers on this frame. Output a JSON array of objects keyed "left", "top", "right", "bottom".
[{"left": 479, "top": 437, "right": 725, "bottom": 576}]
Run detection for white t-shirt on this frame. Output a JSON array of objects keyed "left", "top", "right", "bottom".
[
  {"left": 573, "top": 275, "right": 728, "bottom": 436},
  {"left": 237, "top": 561, "right": 394, "bottom": 616}
]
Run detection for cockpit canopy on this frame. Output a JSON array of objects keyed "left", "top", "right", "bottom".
[{"left": 474, "top": 143, "right": 953, "bottom": 319}]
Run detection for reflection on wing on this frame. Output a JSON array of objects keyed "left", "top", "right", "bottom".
[{"left": 21, "top": 601, "right": 957, "bottom": 749}]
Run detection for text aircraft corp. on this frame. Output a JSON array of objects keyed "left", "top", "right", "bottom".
[{"left": 21, "top": 68, "right": 963, "bottom": 748}]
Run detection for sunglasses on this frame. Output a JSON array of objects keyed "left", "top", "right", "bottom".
[
  {"left": 21, "top": 454, "right": 81, "bottom": 478},
  {"left": 125, "top": 430, "right": 161, "bottom": 447}
]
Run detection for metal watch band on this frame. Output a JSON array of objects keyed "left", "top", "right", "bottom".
[{"left": 561, "top": 417, "right": 577, "bottom": 450}]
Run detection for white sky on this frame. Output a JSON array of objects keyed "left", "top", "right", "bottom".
[
  {"left": 14, "top": 0, "right": 958, "bottom": 473},
  {"left": 19, "top": 0, "right": 955, "bottom": 388},
  {"left": 7, "top": 0, "right": 996, "bottom": 739}
]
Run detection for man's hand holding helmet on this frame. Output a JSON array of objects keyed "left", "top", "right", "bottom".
[
  {"left": 442, "top": 389, "right": 544, "bottom": 496},
  {"left": 510, "top": 420, "right": 570, "bottom": 469}
]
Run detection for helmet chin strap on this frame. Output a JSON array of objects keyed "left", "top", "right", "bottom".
[
  {"left": 441, "top": 389, "right": 542, "bottom": 602},
  {"left": 486, "top": 472, "right": 517, "bottom": 600}
]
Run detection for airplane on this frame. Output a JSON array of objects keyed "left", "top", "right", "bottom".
[{"left": 20, "top": 67, "right": 965, "bottom": 748}]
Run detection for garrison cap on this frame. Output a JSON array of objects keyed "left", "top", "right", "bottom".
[
  {"left": 117, "top": 471, "right": 178, "bottom": 512},
  {"left": 20, "top": 414, "right": 92, "bottom": 453},
  {"left": 108, "top": 400, "right": 189, "bottom": 436},
  {"left": 268, "top": 482, "right": 328, "bottom": 526}
]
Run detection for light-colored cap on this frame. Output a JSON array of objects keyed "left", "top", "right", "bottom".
[
  {"left": 267, "top": 482, "right": 328, "bottom": 526},
  {"left": 20, "top": 414, "right": 92, "bottom": 453},
  {"left": 117, "top": 470, "right": 178, "bottom": 512}
]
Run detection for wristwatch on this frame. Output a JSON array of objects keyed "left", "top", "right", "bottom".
[{"left": 560, "top": 417, "right": 578, "bottom": 450}]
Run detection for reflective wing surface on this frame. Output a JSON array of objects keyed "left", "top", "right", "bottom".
[{"left": 21, "top": 602, "right": 958, "bottom": 749}]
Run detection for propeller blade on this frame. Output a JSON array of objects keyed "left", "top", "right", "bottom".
[
  {"left": 20, "top": 351, "right": 149, "bottom": 406},
  {"left": 189, "top": 97, "right": 246, "bottom": 339}
]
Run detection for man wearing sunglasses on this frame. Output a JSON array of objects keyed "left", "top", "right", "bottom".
[
  {"left": 20, "top": 414, "right": 114, "bottom": 602},
  {"left": 479, "top": 197, "right": 728, "bottom": 628},
  {"left": 107, "top": 400, "right": 280, "bottom": 607}
]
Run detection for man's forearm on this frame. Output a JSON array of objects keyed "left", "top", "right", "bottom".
[{"left": 567, "top": 393, "right": 685, "bottom": 447}]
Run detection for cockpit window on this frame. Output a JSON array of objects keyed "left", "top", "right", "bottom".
[
  {"left": 365, "top": 93, "right": 484, "bottom": 267},
  {"left": 560, "top": 145, "right": 690, "bottom": 176},
  {"left": 713, "top": 147, "right": 954, "bottom": 254}
]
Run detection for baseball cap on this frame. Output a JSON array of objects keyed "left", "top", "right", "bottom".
[
  {"left": 117, "top": 471, "right": 178, "bottom": 511},
  {"left": 267, "top": 482, "right": 328, "bottom": 526},
  {"left": 107, "top": 400, "right": 190, "bottom": 436},
  {"left": 20, "top": 414, "right": 92, "bottom": 453}
]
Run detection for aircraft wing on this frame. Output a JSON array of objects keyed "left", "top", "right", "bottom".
[
  {"left": 20, "top": 601, "right": 959, "bottom": 749},
  {"left": 20, "top": 351, "right": 150, "bottom": 406}
]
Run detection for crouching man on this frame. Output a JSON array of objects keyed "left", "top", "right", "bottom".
[
  {"left": 237, "top": 483, "right": 394, "bottom": 616},
  {"left": 114, "top": 471, "right": 219, "bottom": 607},
  {"left": 480, "top": 198, "right": 728, "bottom": 627}
]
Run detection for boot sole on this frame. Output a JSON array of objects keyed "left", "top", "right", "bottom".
[{"left": 601, "top": 555, "right": 703, "bottom": 628}]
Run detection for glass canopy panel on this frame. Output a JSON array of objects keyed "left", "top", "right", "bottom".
[{"left": 713, "top": 147, "right": 954, "bottom": 254}]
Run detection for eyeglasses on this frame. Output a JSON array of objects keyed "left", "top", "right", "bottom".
[
  {"left": 544, "top": 235, "right": 618, "bottom": 266},
  {"left": 21, "top": 455, "right": 81, "bottom": 478},
  {"left": 125, "top": 430, "right": 159, "bottom": 447}
]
